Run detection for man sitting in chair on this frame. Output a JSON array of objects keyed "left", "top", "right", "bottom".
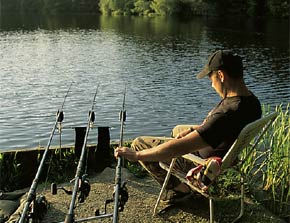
[{"left": 115, "top": 50, "right": 262, "bottom": 204}]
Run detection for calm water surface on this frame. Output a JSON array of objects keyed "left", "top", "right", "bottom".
[{"left": 0, "top": 15, "right": 289, "bottom": 151}]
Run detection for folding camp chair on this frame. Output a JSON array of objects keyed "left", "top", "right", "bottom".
[{"left": 153, "top": 112, "right": 278, "bottom": 223}]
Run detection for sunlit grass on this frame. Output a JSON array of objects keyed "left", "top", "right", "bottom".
[{"left": 242, "top": 103, "right": 290, "bottom": 218}]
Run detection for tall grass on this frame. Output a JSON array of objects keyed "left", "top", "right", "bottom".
[{"left": 242, "top": 103, "right": 290, "bottom": 218}]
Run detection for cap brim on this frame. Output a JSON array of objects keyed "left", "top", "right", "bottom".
[{"left": 196, "top": 65, "right": 211, "bottom": 79}]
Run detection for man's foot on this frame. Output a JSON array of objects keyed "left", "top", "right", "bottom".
[{"left": 160, "top": 189, "right": 192, "bottom": 205}]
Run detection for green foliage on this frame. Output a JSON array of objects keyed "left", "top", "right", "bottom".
[
  {"left": 98, "top": 0, "right": 289, "bottom": 18},
  {"left": 126, "top": 161, "right": 148, "bottom": 178},
  {"left": 0, "top": 153, "right": 20, "bottom": 191},
  {"left": 0, "top": 147, "right": 79, "bottom": 191},
  {"left": 150, "top": 0, "right": 174, "bottom": 16},
  {"left": 43, "top": 148, "right": 78, "bottom": 183},
  {"left": 1, "top": 0, "right": 288, "bottom": 18},
  {"left": 133, "top": 0, "right": 152, "bottom": 16},
  {"left": 100, "top": 0, "right": 203, "bottom": 17},
  {"left": 99, "top": 0, "right": 135, "bottom": 15},
  {"left": 210, "top": 168, "right": 242, "bottom": 197},
  {"left": 122, "top": 0, "right": 135, "bottom": 15},
  {"left": 267, "top": 0, "right": 289, "bottom": 18},
  {"left": 99, "top": 0, "right": 113, "bottom": 15},
  {"left": 241, "top": 104, "right": 290, "bottom": 218}
]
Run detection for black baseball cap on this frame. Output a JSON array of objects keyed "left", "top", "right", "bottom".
[{"left": 197, "top": 50, "right": 243, "bottom": 79}]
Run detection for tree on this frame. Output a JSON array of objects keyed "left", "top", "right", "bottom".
[
  {"left": 150, "top": 0, "right": 177, "bottom": 16},
  {"left": 133, "top": 0, "right": 152, "bottom": 16}
]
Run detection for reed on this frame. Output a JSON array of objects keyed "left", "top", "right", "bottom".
[{"left": 241, "top": 103, "right": 290, "bottom": 218}]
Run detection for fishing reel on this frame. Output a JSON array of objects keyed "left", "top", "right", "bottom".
[
  {"left": 115, "top": 181, "right": 128, "bottom": 212},
  {"left": 31, "top": 195, "right": 49, "bottom": 223},
  {"left": 18, "top": 195, "right": 49, "bottom": 223},
  {"left": 104, "top": 181, "right": 128, "bottom": 213},
  {"left": 51, "top": 174, "right": 90, "bottom": 203},
  {"left": 78, "top": 174, "right": 91, "bottom": 203}
]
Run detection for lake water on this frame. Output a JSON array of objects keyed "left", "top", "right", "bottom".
[{"left": 0, "top": 14, "right": 289, "bottom": 151}]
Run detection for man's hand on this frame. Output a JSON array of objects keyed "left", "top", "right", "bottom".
[{"left": 114, "top": 147, "right": 138, "bottom": 162}]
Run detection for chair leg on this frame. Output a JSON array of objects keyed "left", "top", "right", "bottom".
[
  {"left": 209, "top": 196, "right": 214, "bottom": 223},
  {"left": 233, "top": 173, "right": 245, "bottom": 223},
  {"left": 153, "top": 158, "right": 176, "bottom": 216}
]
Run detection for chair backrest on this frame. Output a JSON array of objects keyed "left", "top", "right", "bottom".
[{"left": 221, "top": 112, "right": 277, "bottom": 170}]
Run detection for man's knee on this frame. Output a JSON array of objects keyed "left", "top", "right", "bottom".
[
  {"left": 171, "top": 125, "right": 188, "bottom": 137},
  {"left": 131, "top": 136, "right": 170, "bottom": 152},
  {"left": 131, "top": 136, "right": 144, "bottom": 151},
  {"left": 171, "top": 124, "right": 197, "bottom": 138}
]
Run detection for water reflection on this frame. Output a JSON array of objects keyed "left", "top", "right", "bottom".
[{"left": 0, "top": 14, "right": 289, "bottom": 151}]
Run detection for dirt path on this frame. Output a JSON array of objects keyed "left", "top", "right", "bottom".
[{"left": 41, "top": 168, "right": 284, "bottom": 223}]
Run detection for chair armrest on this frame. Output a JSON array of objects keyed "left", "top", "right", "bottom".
[{"left": 182, "top": 154, "right": 206, "bottom": 165}]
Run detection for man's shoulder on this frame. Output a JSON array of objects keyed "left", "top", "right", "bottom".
[{"left": 224, "top": 94, "right": 261, "bottom": 110}]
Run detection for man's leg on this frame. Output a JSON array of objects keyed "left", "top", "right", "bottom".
[{"left": 131, "top": 136, "right": 195, "bottom": 190}]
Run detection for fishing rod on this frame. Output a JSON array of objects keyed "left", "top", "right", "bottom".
[
  {"left": 64, "top": 85, "right": 100, "bottom": 223},
  {"left": 52, "top": 87, "right": 128, "bottom": 223},
  {"left": 113, "top": 87, "right": 128, "bottom": 223},
  {"left": 18, "top": 82, "right": 73, "bottom": 223}
]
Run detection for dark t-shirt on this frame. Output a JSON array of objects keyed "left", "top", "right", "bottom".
[{"left": 196, "top": 93, "right": 261, "bottom": 158}]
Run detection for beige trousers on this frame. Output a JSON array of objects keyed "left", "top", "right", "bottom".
[{"left": 131, "top": 125, "right": 197, "bottom": 189}]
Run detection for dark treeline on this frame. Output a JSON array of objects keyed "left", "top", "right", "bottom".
[
  {"left": 0, "top": 0, "right": 289, "bottom": 18},
  {"left": 0, "top": 0, "right": 100, "bottom": 14}
]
